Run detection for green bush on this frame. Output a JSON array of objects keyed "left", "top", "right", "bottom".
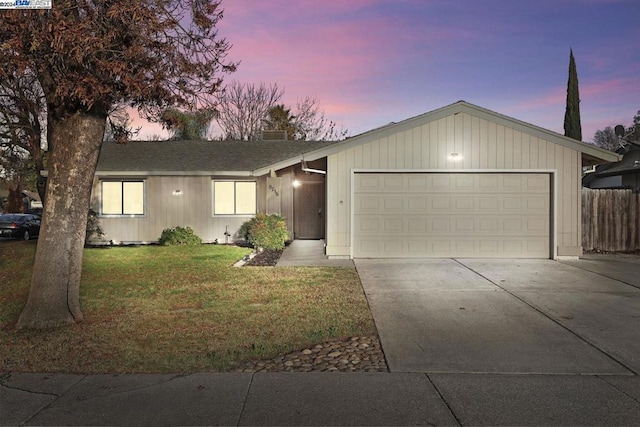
[
  {"left": 85, "top": 209, "right": 105, "bottom": 242},
  {"left": 240, "top": 213, "right": 289, "bottom": 250},
  {"left": 159, "top": 226, "right": 202, "bottom": 246}
]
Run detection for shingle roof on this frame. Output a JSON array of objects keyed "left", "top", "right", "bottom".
[
  {"left": 96, "top": 139, "right": 337, "bottom": 175},
  {"left": 594, "top": 142, "right": 640, "bottom": 177}
]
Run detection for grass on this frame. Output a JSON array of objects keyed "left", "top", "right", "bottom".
[{"left": 0, "top": 241, "right": 376, "bottom": 374}]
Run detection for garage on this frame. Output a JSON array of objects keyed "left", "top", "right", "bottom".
[
  {"left": 353, "top": 172, "right": 552, "bottom": 258},
  {"left": 301, "top": 102, "right": 617, "bottom": 259}
]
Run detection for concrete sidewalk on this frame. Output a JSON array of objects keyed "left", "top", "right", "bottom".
[{"left": 3, "top": 371, "right": 640, "bottom": 426}]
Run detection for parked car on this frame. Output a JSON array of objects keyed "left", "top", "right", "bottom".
[{"left": 0, "top": 213, "right": 41, "bottom": 240}]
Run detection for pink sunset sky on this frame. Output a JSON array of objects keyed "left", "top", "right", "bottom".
[{"left": 137, "top": 0, "right": 640, "bottom": 143}]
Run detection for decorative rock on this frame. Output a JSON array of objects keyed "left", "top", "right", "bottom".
[{"left": 234, "top": 335, "right": 388, "bottom": 373}]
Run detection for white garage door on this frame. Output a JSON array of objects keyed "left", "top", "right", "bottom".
[{"left": 353, "top": 173, "right": 551, "bottom": 258}]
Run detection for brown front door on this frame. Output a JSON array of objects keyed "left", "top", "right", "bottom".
[{"left": 294, "top": 181, "right": 325, "bottom": 239}]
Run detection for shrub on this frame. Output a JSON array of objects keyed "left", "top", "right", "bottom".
[
  {"left": 240, "top": 213, "right": 289, "bottom": 250},
  {"left": 85, "top": 209, "right": 105, "bottom": 243},
  {"left": 159, "top": 226, "right": 202, "bottom": 246}
]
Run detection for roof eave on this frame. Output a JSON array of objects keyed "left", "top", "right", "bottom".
[
  {"left": 264, "top": 101, "right": 622, "bottom": 168},
  {"left": 95, "top": 170, "right": 254, "bottom": 177}
]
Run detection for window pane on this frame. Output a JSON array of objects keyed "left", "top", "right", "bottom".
[
  {"left": 123, "top": 182, "right": 144, "bottom": 215},
  {"left": 235, "top": 182, "right": 256, "bottom": 214},
  {"left": 214, "top": 181, "right": 235, "bottom": 214},
  {"left": 102, "top": 182, "right": 122, "bottom": 214}
]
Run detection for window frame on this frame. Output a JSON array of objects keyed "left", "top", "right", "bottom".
[
  {"left": 100, "top": 180, "right": 146, "bottom": 217},
  {"left": 212, "top": 180, "right": 257, "bottom": 217}
]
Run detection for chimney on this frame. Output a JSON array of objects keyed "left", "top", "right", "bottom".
[{"left": 261, "top": 130, "right": 287, "bottom": 140}]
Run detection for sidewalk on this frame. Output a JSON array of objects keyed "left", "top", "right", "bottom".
[{"left": 3, "top": 371, "right": 640, "bottom": 426}]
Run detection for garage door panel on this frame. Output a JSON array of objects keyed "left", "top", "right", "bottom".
[
  {"left": 353, "top": 173, "right": 551, "bottom": 258},
  {"left": 355, "top": 194, "right": 549, "bottom": 216},
  {"left": 354, "top": 236, "right": 550, "bottom": 258},
  {"left": 355, "top": 215, "right": 549, "bottom": 237}
]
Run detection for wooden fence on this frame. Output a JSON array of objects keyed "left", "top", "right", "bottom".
[{"left": 582, "top": 188, "right": 640, "bottom": 252}]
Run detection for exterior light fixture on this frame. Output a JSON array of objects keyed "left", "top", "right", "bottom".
[
  {"left": 293, "top": 180, "right": 301, "bottom": 188},
  {"left": 448, "top": 152, "right": 462, "bottom": 161},
  {"left": 172, "top": 190, "right": 183, "bottom": 196}
]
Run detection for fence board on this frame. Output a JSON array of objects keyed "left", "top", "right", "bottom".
[{"left": 582, "top": 188, "right": 640, "bottom": 252}]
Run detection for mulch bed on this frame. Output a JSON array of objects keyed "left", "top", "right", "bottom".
[{"left": 245, "top": 249, "right": 284, "bottom": 266}]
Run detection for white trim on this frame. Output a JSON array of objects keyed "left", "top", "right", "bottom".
[{"left": 350, "top": 169, "right": 558, "bottom": 260}]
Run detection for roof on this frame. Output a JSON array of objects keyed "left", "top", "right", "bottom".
[
  {"left": 591, "top": 142, "right": 640, "bottom": 178},
  {"left": 97, "top": 101, "right": 621, "bottom": 177},
  {"left": 291, "top": 101, "right": 620, "bottom": 169},
  {"left": 96, "top": 139, "right": 337, "bottom": 176}
]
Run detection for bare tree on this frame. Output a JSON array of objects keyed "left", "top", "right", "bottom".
[
  {"left": 216, "top": 81, "right": 284, "bottom": 140},
  {"left": 293, "top": 96, "right": 348, "bottom": 141},
  {"left": 2, "top": 0, "right": 236, "bottom": 329},
  {"left": 592, "top": 126, "right": 619, "bottom": 151},
  {"left": 0, "top": 69, "right": 47, "bottom": 202},
  {"left": 215, "top": 83, "right": 348, "bottom": 141},
  {"left": 592, "top": 110, "right": 640, "bottom": 151},
  {"left": 103, "top": 106, "right": 140, "bottom": 144},
  {"left": 0, "top": 145, "right": 32, "bottom": 212}
]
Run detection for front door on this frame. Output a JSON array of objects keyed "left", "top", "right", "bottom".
[{"left": 294, "top": 181, "right": 325, "bottom": 239}]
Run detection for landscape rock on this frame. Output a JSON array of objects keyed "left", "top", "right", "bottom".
[{"left": 235, "top": 335, "right": 388, "bottom": 373}]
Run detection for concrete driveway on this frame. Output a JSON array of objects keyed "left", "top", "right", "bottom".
[{"left": 356, "top": 257, "right": 640, "bottom": 375}]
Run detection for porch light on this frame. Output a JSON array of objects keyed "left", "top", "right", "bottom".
[
  {"left": 293, "top": 180, "right": 301, "bottom": 188},
  {"left": 448, "top": 152, "right": 462, "bottom": 161},
  {"left": 172, "top": 190, "right": 183, "bottom": 196}
]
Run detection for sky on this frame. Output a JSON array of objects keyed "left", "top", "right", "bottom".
[{"left": 137, "top": 0, "right": 640, "bottom": 142}]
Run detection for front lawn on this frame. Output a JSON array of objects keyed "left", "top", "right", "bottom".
[{"left": 0, "top": 242, "right": 375, "bottom": 373}]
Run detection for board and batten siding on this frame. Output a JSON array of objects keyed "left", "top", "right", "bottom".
[
  {"left": 325, "top": 112, "right": 582, "bottom": 258},
  {"left": 91, "top": 175, "right": 269, "bottom": 244}
]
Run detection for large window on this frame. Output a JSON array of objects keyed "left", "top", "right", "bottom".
[
  {"left": 101, "top": 181, "right": 145, "bottom": 215},
  {"left": 213, "top": 181, "right": 256, "bottom": 215}
]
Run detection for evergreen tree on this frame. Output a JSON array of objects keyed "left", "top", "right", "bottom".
[{"left": 564, "top": 49, "right": 582, "bottom": 141}]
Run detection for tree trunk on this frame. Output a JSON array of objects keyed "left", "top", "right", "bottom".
[
  {"left": 6, "top": 183, "right": 24, "bottom": 213},
  {"left": 17, "top": 111, "right": 105, "bottom": 329}
]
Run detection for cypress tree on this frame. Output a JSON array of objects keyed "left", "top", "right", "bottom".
[{"left": 564, "top": 49, "right": 582, "bottom": 141}]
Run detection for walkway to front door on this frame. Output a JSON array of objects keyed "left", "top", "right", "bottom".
[{"left": 276, "top": 240, "right": 354, "bottom": 268}]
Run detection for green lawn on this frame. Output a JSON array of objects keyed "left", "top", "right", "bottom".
[{"left": 0, "top": 242, "right": 375, "bottom": 373}]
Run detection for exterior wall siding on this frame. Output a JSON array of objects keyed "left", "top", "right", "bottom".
[
  {"left": 91, "top": 174, "right": 285, "bottom": 244},
  {"left": 325, "top": 112, "right": 582, "bottom": 258}
]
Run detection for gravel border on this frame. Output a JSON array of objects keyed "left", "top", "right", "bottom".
[{"left": 235, "top": 336, "right": 388, "bottom": 373}]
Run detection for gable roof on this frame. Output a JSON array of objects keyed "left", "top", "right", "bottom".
[
  {"left": 96, "top": 139, "right": 336, "bottom": 176},
  {"left": 257, "top": 100, "right": 618, "bottom": 174},
  {"left": 97, "top": 101, "right": 620, "bottom": 177}
]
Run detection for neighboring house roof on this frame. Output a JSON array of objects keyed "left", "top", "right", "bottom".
[
  {"left": 22, "top": 190, "right": 41, "bottom": 202},
  {"left": 591, "top": 142, "right": 640, "bottom": 177},
  {"left": 254, "top": 100, "right": 619, "bottom": 175},
  {"left": 96, "top": 139, "right": 337, "bottom": 176}
]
